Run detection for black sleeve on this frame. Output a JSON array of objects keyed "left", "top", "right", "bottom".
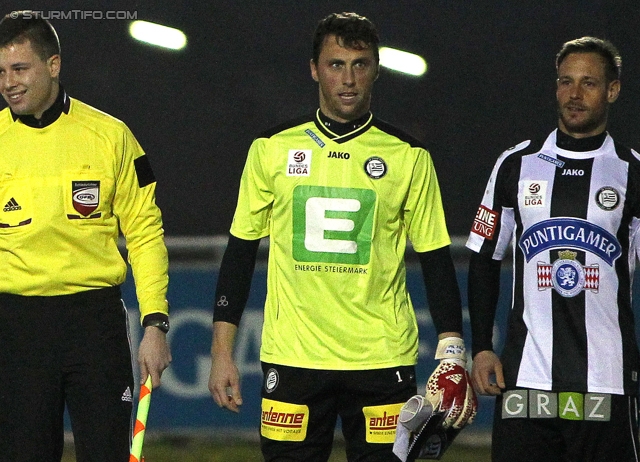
[
  {"left": 417, "top": 246, "right": 463, "bottom": 335},
  {"left": 468, "top": 250, "right": 502, "bottom": 357},
  {"left": 212, "top": 234, "right": 261, "bottom": 325}
]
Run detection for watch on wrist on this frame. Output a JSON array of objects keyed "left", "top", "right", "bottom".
[{"left": 142, "top": 316, "right": 170, "bottom": 333}]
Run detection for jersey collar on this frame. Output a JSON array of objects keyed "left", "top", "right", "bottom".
[
  {"left": 12, "top": 84, "right": 70, "bottom": 129},
  {"left": 556, "top": 128, "right": 607, "bottom": 152},
  {"left": 313, "top": 109, "right": 373, "bottom": 143}
]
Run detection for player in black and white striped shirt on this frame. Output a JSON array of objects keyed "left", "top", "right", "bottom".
[{"left": 467, "top": 37, "right": 640, "bottom": 461}]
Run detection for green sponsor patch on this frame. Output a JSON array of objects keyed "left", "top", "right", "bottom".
[
  {"left": 558, "top": 392, "right": 584, "bottom": 421},
  {"left": 292, "top": 186, "right": 375, "bottom": 264}
]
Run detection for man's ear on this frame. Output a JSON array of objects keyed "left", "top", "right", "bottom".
[
  {"left": 310, "top": 59, "right": 319, "bottom": 82},
  {"left": 607, "top": 79, "right": 620, "bottom": 103},
  {"left": 48, "top": 54, "right": 61, "bottom": 79}
]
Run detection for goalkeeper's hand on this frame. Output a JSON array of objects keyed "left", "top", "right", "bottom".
[{"left": 425, "top": 336, "right": 477, "bottom": 430}]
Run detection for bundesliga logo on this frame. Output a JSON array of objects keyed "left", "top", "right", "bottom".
[
  {"left": 287, "top": 149, "right": 311, "bottom": 176},
  {"left": 523, "top": 180, "right": 546, "bottom": 208}
]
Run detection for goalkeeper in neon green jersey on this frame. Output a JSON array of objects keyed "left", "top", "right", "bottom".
[{"left": 209, "top": 12, "right": 476, "bottom": 461}]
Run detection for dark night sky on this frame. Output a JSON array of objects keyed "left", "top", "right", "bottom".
[{"left": 3, "top": 1, "right": 640, "bottom": 237}]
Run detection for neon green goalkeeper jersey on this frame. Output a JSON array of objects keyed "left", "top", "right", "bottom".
[{"left": 231, "top": 111, "right": 451, "bottom": 370}]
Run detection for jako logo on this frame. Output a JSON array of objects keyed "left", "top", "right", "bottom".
[
  {"left": 327, "top": 151, "right": 350, "bottom": 159},
  {"left": 562, "top": 169, "right": 584, "bottom": 176}
]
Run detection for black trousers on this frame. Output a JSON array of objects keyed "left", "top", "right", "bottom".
[
  {"left": 0, "top": 287, "right": 134, "bottom": 462},
  {"left": 259, "top": 362, "right": 417, "bottom": 462},
  {"left": 492, "top": 392, "right": 640, "bottom": 462}
]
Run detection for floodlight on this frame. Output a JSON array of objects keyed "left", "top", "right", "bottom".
[
  {"left": 379, "top": 47, "right": 427, "bottom": 76},
  {"left": 129, "top": 20, "right": 187, "bottom": 50}
]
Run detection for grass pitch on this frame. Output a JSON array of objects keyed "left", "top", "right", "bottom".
[{"left": 61, "top": 437, "right": 491, "bottom": 461}]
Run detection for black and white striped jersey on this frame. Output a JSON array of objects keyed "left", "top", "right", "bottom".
[{"left": 467, "top": 129, "right": 640, "bottom": 395}]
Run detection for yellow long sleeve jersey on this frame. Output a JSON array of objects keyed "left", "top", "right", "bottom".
[{"left": 0, "top": 92, "right": 168, "bottom": 320}]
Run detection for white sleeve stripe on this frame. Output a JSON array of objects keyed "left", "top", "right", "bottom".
[{"left": 493, "top": 207, "right": 515, "bottom": 260}]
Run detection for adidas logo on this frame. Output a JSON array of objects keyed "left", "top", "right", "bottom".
[
  {"left": 121, "top": 386, "right": 133, "bottom": 402},
  {"left": 3, "top": 197, "right": 21, "bottom": 212}
]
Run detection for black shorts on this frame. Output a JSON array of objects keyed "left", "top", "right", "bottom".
[
  {"left": 0, "top": 287, "right": 134, "bottom": 462},
  {"left": 492, "top": 390, "right": 640, "bottom": 462},
  {"left": 259, "top": 362, "right": 417, "bottom": 462}
]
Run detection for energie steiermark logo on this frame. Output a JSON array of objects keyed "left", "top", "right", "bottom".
[{"left": 292, "top": 185, "right": 375, "bottom": 264}]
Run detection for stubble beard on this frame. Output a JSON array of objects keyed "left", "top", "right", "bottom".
[{"left": 557, "top": 104, "right": 608, "bottom": 136}]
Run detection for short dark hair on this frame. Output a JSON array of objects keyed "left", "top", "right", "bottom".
[
  {"left": 556, "top": 36, "right": 621, "bottom": 82},
  {"left": 0, "top": 11, "right": 60, "bottom": 61},
  {"left": 312, "top": 12, "right": 379, "bottom": 64}
]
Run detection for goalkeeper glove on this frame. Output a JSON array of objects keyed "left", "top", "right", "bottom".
[{"left": 425, "top": 336, "right": 477, "bottom": 430}]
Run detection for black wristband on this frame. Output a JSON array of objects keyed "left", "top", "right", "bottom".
[{"left": 142, "top": 313, "right": 170, "bottom": 333}]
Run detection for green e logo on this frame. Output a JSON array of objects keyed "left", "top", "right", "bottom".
[{"left": 293, "top": 185, "right": 375, "bottom": 264}]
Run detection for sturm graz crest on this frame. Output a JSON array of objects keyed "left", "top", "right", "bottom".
[
  {"left": 595, "top": 186, "right": 620, "bottom": 211},
  {"left": 364, "top": 157, "right": 387, "bottom": 179},
  {"left": 264, "top": 368, "right": 279, "bottom": 393}
]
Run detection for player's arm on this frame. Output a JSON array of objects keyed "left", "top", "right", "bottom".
[
  {"left": 112, "top": 127, "right": 171, "bottom": 387},
  {"left": 209, "top": 234, "right": 260, "bottom": 413},
  {"left": 465, "top": 146, "right": 523, "bottom": 396},
  {"left": 468, "top": 250, "right": 505, "bottom": 395},
  {"left": 418, "top": 246, "right": 477, "bottom": 430},
  {"left": 418, "top": 246, "right": 462, "bottom": 336}
]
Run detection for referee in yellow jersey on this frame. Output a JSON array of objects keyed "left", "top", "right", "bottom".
[{"left": 0, "top": 12, "right": 171, "bottom": 461}]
